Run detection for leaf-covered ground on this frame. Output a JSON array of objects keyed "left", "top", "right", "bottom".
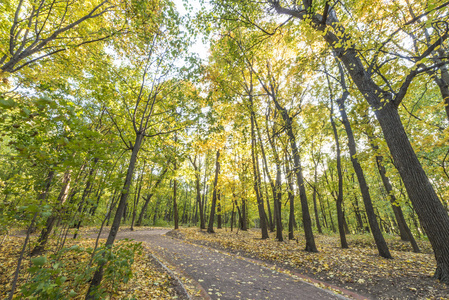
[
  {"left": 0, "top": 232, "right": 181, "bottom": 299},
  {"left": 167, "top": 228, "right": 449, "bottom": 299}
]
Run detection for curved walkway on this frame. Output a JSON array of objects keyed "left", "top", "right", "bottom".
[{"left": 95, "top": 229, "right": 355, "bottom": 300}]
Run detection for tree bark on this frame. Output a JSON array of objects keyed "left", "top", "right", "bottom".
[
  {"left": 217, "top": 193, "right": 222, "bottom": 229},
  {"left": 285, "top": 153, "right": 296, "bottom": 240},
  {"left": 136, "top": 167, "right": 167, "bottom": 226},
  {"left": 250, "top": 110, "right": 269, "bottom": 239},
  {"left": 336, "top": 93, "right": 391, "bottom": 258},
  {"left": 207, "top": 150, "right": 220, "bottom": 233},
  {"left": 271, "top": 96, "right": 317, "bottom": 251},
  {"left": 173, "top": 177, "right": 179, "bottom": 229},
  {"left": 32, "top": 169, "right": 72, "bottom": 255},
  {"left": 131, "top": 169, "right": 144, "bottom": 231},
  {"left": 192, "top": 155, "right": 206, "bottom": 229},
  {"left": 327, "top": 10, "right": 449, "bottom": 280},
  {"left": 329, "top": 97, "right": 348, "bottom": 248},
  {"left": 73, "top": 158, "right": 98, "bottom": 239},
  {"left": 311, "top": 161, "right": 322, "bottom": 234},
  {"left": 367, "top": 133, "right": 421, "bottom": 253},
  {"left": 257, "top": 111, "right": 282, "bottom": 240},
  {"left": 86, "top": 133, "right": 144, "bottom": 298},
  {"left": 241, "top": 198, "right": 248, "bottom": 231}
]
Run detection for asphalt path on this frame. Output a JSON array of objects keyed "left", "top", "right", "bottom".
[{"left": 93, "top": 229, "right": 349, "bottom": 300}]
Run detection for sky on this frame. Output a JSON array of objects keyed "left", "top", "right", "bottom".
[{"left": 173, "top": 0, "right": 210, "bottom": 61}]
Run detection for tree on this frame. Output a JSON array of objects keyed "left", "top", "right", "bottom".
[
  {"left": 0, "top": 0, "right": 126, "bottom": 74},
  {"left": 207, "top": 150, "right": 220, "bottom": 233},
  {"left": 212, "top": 0, "right": 449, "bottom": 283},
  {"left": 86, "top": 6, "right": 190, "bottom": 294}
]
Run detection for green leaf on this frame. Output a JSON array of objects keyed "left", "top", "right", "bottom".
[
  {"left": 31, "top": 256, "right": 47, "bottom": 267},
  {"left": 0, "top": 97, "right": 16, "bottom": 108}
]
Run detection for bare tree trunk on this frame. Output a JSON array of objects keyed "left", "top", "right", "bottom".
[
  {"left": 32, "top": 169, "right": 72, "bottom": 255},
  {"left": 192, "top": 155, "right": 206, "bottom": 229},
  {"left": 285, "top": 154, "right": 296, "bottom": 240},
  {"left": 8, "top": 169, "right": 54, "bottom": 300},
  {"left": 131, "top": 168, "right": 144, "bottom": 231},
  {"left": 257, "top": 111, "right": 282, "bottom": 239},
  {"left": 310, "top": 150, "right": 323, "bottom": 235},
  {"left": 329, "top": 96, "right": 348, "bottom": 248},
  {"left": 136, "top": 167, "right": 167, "bottom": 226},
  {"left": 173, "top": 177, "right": 179, "bottom": 229},
  {"left": 73, "top": 158, "right": 98, "bottom": 239},
  {"left": 86, "top": 133, "right": 144, "bottom": 298},
  {"left": 250, "top": 112, "right": 269, "bottom": 239},
  {"left": 272, "top": 96, "right": 317, "bottom": 251},
  {"left": 207, "top": 150, "right": 220, "bottom": 233},
  {"left": 335, "top": 90, "right": 390, "bottom": 258},
  {"left": 217, "top": 193, "right": 222, "bottom": 229}
]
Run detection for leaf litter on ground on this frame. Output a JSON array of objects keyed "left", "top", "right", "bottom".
[
  {"left": 0, "top": 229, "right": 181, "bottom": 299},
  {"left": 166, "top": 228, "right": 449, "bottom": 300}
]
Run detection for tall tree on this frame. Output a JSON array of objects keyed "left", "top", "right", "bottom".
[
  {"left": 329, "top": 63, "right": 391, "bottom": 258},
  {"left": 327, "top": 84, "right": 348, "bottom": 249},
  {"left": 211, "top": 0, "right": 449, "bottom": 281},
  {"left": 86, "top": 8, "right": 189, "bottom": 293},
  {"left": 207, "top": 150, "right": 221, "bottom": 233},
  {"left": 0, "top": 0, "right": 126, "bottom": 74}
]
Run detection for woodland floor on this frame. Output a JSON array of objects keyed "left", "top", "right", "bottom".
[
  {"left": 3, "top": 227, "right": 449, "bottom": 299},
  {"left": 165, "top": 227, "right": 449, "bottom": 300},
  {"left": 96, "top": 228, "right": 346, "bottom": 300},
  {"left": 1, "top": 227, "right": 185, "bottom": 299}
]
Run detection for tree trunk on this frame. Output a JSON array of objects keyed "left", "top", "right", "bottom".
[
  {"left": 32, "top": 169, "right": 71, "bottom": 255},
  {"left": 311, "top": 161, "right": 322, "bottom": 234},
  {"left": 173, "top": 177, "right": 179, "bottom": 229},
  {"left": 336, "top": 93, "right": 390, "bottom": 258},
  {"left": 73, "top": 160, "right": 98, "bottom": 239},
  {"left": 131, "top": 170, "right": 144, "bottom": 231},
  {"left": 217, "top": 193, "right": 222, "bottom": 229},
  {"left": 230, "top": 202, "right": 235, "bottom": 231},
  {"left": 325, "top": 195, "right": 336, "bottom": 233},
  {"left": 242, "top": 198, "right": 248, "bottom": 231},
  {"left": 86, "top": 133, "right": 144, "bottom": 298},
  {"left": 207, "top": 150, "right": 220, "bottom": 233},
  {"left": 193, "top": 156, "right": 206, "bottom": 229},
  {"left": 329, "top": 97, "right": 348, "bottom": 248},
  {"left": 264, "top": 177, "right": 274, "bottom": 232},
  {"left": 250, "top": 111, "right": 269, "bottom": 239},
  {"left": 285, "top": 154, "right": 296, "bottom": 240},
  {"left": 136, "top": 167, "right": 167, "bottom": 226},
  {"left": 367, "top": 136, "right": 421, "bottom": 252},
  {"left": 272, "top": 97, "right": 317, "bottom": 251},
  {"left": 274, "top": 163, "right": 283, "bottom": 241},
  {"left": 270, "top": 0, "right": 449, "bottom": 280},
  {"left": 257, "top": 112, "right": 282, "bottom": 239},
  {"left": 153, "top": 196, "right": 161, "bottom": 225}
]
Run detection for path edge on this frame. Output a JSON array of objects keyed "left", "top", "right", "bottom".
[
  {"left": 147, "top": 249, "right": 211, "bottom": 300},
  {"left": 169, "top": 234, "right": 370, "bottom": 300}
]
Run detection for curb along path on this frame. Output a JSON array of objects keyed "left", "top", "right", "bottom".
[{"left": 95, "top": 229, "right": 363, "bottom": 300}]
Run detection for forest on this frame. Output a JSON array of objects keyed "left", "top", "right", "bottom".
[{"left": 1, "top": 0, "right": 449, "bottom": 299}]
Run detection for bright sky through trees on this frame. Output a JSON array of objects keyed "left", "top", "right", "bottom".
[{"left": 1, "top": 0, "right": 449, "bottom": 298}]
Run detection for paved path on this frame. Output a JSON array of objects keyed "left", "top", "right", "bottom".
[{"left": 94, "top": 229, "right": 349, "bottom": 300}]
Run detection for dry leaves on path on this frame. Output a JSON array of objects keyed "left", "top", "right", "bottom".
[{"left": 168, "top": 228, "right": 449, "bottom": 300}]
